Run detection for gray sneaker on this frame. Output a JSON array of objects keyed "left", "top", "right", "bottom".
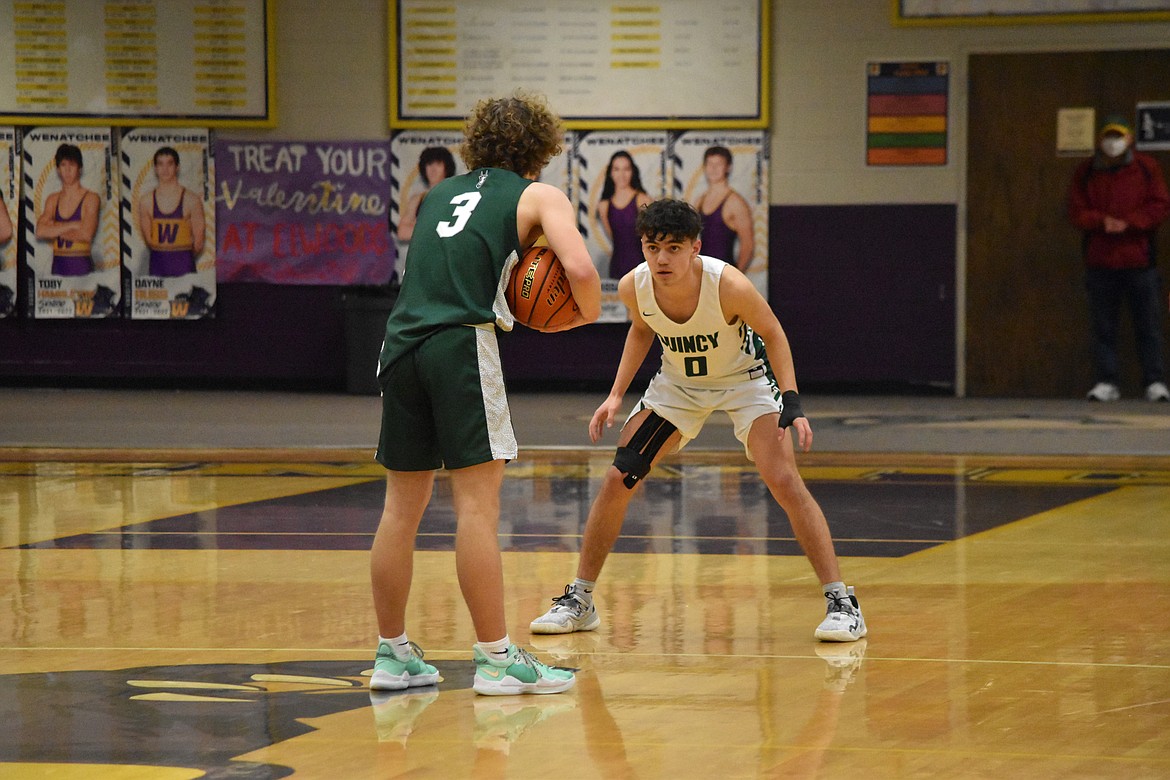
[
  {"left": 1146, "top": 382, "right": 1170, "bottom": 402},
  {"left": 815, "top": 586, "right": 867, "bottom": 642},
  {"left": 1087, "top": 382, "right": 1121, "bottom": 402},
  {"left": 530, "top": 584, "right": 601, "bottom": 634}
]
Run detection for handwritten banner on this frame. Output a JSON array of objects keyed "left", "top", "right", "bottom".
[{"left": 213, "top": 139, "right": 394, "bottom": 284}]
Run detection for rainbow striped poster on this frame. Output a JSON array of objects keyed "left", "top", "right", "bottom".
[{"left": 866, "top": 61, "right": 949, "bottom": 166}]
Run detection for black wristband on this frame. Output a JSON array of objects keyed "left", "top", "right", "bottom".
[{"left": 777, "top": 390, "right": 804, "bottom": 429}]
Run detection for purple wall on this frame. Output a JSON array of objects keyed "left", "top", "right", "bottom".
[
  {"left": 771, "top": 204, "right": 956, "bottom": 391},
  {"left": 0, "top": 205, "right": 957, "bottom": 393},
  {"left": 0, "top": 284, "right": 349, "bottom": 389}
]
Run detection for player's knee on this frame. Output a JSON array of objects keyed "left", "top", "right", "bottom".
[
  {"left": 611, "top": 411, "right": 677, "bottom": 490},
  {"left": 763, "top": 464, "right": 806, "bottom": 500},
  {"left": 613, "top": 446, "right": 652, "bottom": 489}
]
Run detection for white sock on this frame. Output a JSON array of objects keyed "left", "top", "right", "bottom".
[
  {"left": 573, "top": 577, "right": 596, "bottom": 604},
  {"left": 823, "top": 581, "right": 847, "bottom": 600},
  {"left": 380, "top": 632, "right": 412, "bottom": 661},
  {"left": 476, "top": 635, "right": 512, "bottom": 658}
]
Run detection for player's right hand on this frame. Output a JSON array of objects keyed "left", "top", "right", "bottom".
[{"left": 589, "top": 396, "right": 623, "bottom": 443}]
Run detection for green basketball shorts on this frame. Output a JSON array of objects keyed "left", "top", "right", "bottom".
[{"left": 376, "top": 325, "right": 517, "bottom": 471}]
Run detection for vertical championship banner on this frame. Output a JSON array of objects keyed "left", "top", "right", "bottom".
[
  {"left": 22, "top": 127, "right": 121, "bottom": 318},
  {"left": 214, "top": 139, "right": 394, "bottom": 285},
  {"left": 671, "top": 129, "right": 769, "bottom": 296},
  {"left": 389, "top": 130, "right": 465, "bottom": 282},
  {"left": 573, "top": 131, "right": 667, "bottom": 322},
  {"left": 0, "top": 127, "right": 17, "bottom": 317},
  {"left": 120, "top": 128, "right": 215, "bottom": 319}
]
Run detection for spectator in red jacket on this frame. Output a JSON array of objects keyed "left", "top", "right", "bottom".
[{"left": 1068, "top": 114, "right": 1170, "bottom": 402}]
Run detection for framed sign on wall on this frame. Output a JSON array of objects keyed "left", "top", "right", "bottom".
[
  {"left": 389, "top": 0, "right": 768, "bottom": 130},
  {"left": 0, "top": 0, "right": 275, "bottom": 127},
  {"left": 893, "top": 0, "right": 1170, "bottom": 26}
]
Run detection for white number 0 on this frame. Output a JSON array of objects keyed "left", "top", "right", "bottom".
[{"left": 435, "top": 192, "right": 482, "bottom": 238}]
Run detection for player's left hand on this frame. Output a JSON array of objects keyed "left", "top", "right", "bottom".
[
  {"left": 777, "top": 389, "right": 812, "bottom": 451},
  {"left": 778, "top": 415, "right": 813, "bottom": 452}
]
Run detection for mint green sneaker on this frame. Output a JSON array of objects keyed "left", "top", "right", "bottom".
[
  {"left": 472, "top": 644, "right": 576, "bottom": 696},
  {"left": 370, "top": 640, "right": 440, "bottom": 691}
]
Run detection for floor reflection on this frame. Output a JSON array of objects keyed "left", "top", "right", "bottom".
[{"left": 12, "top": 461, "right": 1115, "bottom": 557}]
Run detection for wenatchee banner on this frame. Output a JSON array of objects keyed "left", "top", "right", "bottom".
[{"left": 213, "top": 139, "right": 394, "bottom": 284}]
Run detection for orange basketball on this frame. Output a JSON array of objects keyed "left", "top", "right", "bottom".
[{"left": 506, "top": 246, "right": 579, "bottom": 329}]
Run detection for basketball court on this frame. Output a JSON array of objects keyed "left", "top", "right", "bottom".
[{"left": 1, "top": 389, "right": 1168, "bottom": 778}]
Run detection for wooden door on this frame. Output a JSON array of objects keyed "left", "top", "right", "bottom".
[{"left": 967, "top": 50, "right": 1170, "bottom": 397}]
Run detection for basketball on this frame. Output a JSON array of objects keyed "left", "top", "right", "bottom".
[{"left": 506, "top": 245, "right": 579, "bottom": 329}]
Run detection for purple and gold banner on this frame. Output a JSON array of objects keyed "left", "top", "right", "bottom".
[{"left": 214, "top": 140, "right": 393, "bottom": 285}]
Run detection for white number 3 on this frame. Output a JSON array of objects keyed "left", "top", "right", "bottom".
[{"left": 435, "top": 192, "right": 482, "bottom": 237}]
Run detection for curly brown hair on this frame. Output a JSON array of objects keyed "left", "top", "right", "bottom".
[{"left": 461, "top": 91, "right": 564, "bottom": 176}]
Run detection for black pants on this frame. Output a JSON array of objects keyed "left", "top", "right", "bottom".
[{"left": 1085, "top": 266, "right": 1166, "bottom": 386}]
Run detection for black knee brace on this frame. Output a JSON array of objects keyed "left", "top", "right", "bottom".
[{"left": 613, "top": 411, "right": 677, "bottom": 489}]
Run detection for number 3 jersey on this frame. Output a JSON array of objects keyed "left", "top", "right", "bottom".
[
  {"left": 633, "top": 254, "right": 769, "bottom": 389},
  {"left": 380, "top": 167, "right": 532, "bottom": 375}
]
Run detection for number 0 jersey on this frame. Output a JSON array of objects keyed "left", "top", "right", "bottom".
[
  {"left": 633, "top": 254, "right": 770, "bottom": 389},
  {"left": 379, "top": 167, "right": 532, "bottom": 376}
]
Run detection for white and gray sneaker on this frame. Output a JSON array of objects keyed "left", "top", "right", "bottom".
[
  {"left": 815, "top": 586, "right": 867, "bottom": 642},
  {"left": 530, "top": 584, "right": 601, "bottom": 635},
  {"left": 1087, "top": 382, "right": 1121, "bottom": 402},
  {"left": 1146, "top": 382, "right": 1170, "bottom": 402}
]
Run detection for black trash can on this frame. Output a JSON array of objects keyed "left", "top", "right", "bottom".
[{"left": 342, "top": 287, "right": 398, "bottom": 395}]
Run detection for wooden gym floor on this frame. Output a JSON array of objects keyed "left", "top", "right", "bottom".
[{"left": 1, "top": 388, "right": 1168, "bottom": 779}]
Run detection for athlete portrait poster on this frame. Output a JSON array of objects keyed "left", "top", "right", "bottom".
[
  {"left": 120, "top": 128, "right": 216, "bottom": 320},
  {"left": 536, "top": 131, "right": 574, "bottom": 200},
  {"left": 21, "top": 127, "right": 121, "bottom": 319},
  {"left": 670, "top": 129, "right": 769, "bottom": 296},
  {"left": 572, "top": 131, "right": 667, "bottom": 322},
  {"left": 389, "top": 130, "right": 465, "bottom": 282},
  {"left": 0, "top": 127, "right": 18, "bottom": 318}
]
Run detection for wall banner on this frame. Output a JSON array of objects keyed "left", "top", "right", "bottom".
[
  {"left": 572, "top": 131, "right": 668, "bottom": 322},
  {"left": 389, "top": 130, "right": 465, "bottom": 282},
  {"left": 214, "top": 140, "right": 393, "bottom": 285},
  {"left": 866, "top": 61, "right": 949, "bottom": 166},
  {"left": 120, "top": 128, "right": 215, "bottom": 319},
  {"left": 0, "top": 127, "right": 17, "bottom": 317},
  {"left": 22, "top": 127, "right": 121, "bottom": 319},
  {"left": 671, "top": 129, "right": 769, "bottom": 297}
]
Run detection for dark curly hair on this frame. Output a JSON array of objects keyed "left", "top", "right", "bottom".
[
  {"left": 461, "top": 91, "right": 564, "bottom": 177},
  {"left": 635, "top": 198, "right": 702, "bottom": 243}
]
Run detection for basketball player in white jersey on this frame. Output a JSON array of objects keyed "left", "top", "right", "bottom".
[{"left": 532, "top": 198, "right": 866, "bottom": 642}]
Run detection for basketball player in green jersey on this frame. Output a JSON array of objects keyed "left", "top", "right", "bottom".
[
  {"left": 531, "top": 199, "right": 866, "bottom": 643},
  {"left": 369, "top": 92, "right": 602, "bottom": 696}
]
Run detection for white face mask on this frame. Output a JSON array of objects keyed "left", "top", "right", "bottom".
[{"left": 1100, "top": 136, "right": 1129, "bottom": 158}]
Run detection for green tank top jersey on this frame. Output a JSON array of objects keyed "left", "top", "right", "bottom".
[{"left": 379, "top": 167, "right": 533, "bottom": 375}]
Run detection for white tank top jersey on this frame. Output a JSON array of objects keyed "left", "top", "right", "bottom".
[{"left": 632, "top": 254, "right": 769, "bottom": 389}]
